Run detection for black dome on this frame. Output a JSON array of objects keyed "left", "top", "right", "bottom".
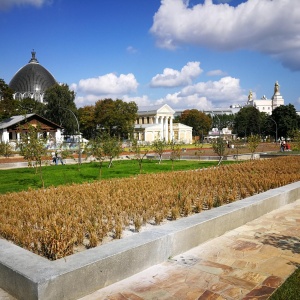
[{"left": 9, "top": 51, "right": 56, "bottom": 101}]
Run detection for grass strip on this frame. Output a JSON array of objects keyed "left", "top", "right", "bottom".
[
  {"left": 0, "top": 159, "right": 233, "bottom": 194},
  {"left": 270, "top": 268, "right": 300, "bottom": 300}
]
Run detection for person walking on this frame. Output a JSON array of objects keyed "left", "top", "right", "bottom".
[
  {"left": 55, "top": 149, "right": 64, "bottom": 165},
  {"left": 51, "top": 151, "right": 56, "bottom": 165},
  {"left": 280, "top": 140, "right": 285, "bottom": 152}
]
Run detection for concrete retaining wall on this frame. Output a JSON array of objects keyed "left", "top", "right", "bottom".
[{"left": 1, "top": 181, "right": 300, "bottom": 300}]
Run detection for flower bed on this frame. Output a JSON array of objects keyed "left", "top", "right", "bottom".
[{"left": 0, "top": 156, "right": 299, "bottom": 260}]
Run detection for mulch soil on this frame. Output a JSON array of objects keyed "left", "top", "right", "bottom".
[{"left": 0, "top": 143, "right": 280, "bottom": 164}]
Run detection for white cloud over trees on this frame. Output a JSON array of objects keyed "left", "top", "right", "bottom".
[
  {"left": 74, "top": 73, "right": 138, "bottom": 95},
  {"left": 150, "top": 0, "right": 300, "bottom": 70},
  {"left": 156, "top": 76, "right": 245, "bottom": 110},
  {"left": 122, "top": 75, "right": 246, "bottom": 111},
  {"left": 150, "top": 61, "right": 203, "bottom": 87},
  {"left": 73, "top": 67, "right": 246, "bottom": 109},
  {"left": 72, "top": 73, "right": 139, "bottom": 107}
]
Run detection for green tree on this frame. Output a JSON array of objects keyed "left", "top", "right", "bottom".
[
  {"left": 194, "top": 139, "right": 204, "bottom": 161},
  {"left": 18, "top": 125, "right": 48, "bottom": 187},
  {"left": 210, "top": 114, "right": 235, "bottom": 130},
  {"left": 212, "top": 137, "right": 227, "bottom": 165},
  {"left": 102, "top": 134, "right": 122, "bottom": 168},
  {"left": 179, "top": 109, "right": 212, "bottom": 137},
  {"left": 288, "top": 130, "right": 300, "bottom": 151},
  {"left": 169, "top": 140, "right": 182, "bottom": 170},
  {"left": 94, "top": 99, "right": 138, "bottom": 138},
  {"left": 259, "top": 114, "right": 273, "bottom": 141},
  {"left": 17, "top": 97, "right": 45, "bottom": 116},
  {"left": 0, "top": 142, "right": 13, "bottom": 158},
  {"left": 152, "top": 138, "right": 167, "bottom": 164},
  {"left": 234, "top": 106, "right": 262, "bottom": 137},
  {"left": 247, "top": 135, "right": 261, "bottom": 159},
  {"left": 44, "top": 83, "right": 78, "bottom": 134},
  {"left": 0, "top": 79, "right": 18, "bottom": 120},
  {"left": 85, "top": 137, "right": 105, "bottom": 178},
  {"left": 271, "top": 104, "right": 300, "bottom": 140},
  {"left": 78, "top": 105, "right": 96, "bottom": 139},
  {"left": 132, "top": 138, "right": 149, "bottom": 174}
]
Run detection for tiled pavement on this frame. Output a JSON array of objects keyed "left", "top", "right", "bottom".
[{"left": 1, "top": 199, "right": 300, "bottom": 300}]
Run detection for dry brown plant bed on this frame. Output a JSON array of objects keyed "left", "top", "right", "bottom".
[{"left": 1, "top": 156, "right": 299, "bottom": 260}]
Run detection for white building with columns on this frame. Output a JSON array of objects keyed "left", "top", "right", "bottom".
[{"left": 135, "top": 104, "right": 192, "bottom": 144}]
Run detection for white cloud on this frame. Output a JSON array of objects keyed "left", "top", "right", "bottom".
[
  {"left": 0, "top": 0, "right": 51, "bottom": 10},
  {"left": 179, "top": 76, "right": 245, "bottom": 104},
  {"left": 150, "top": 0, "right": 300, "bottom": 70},
  {"left": 75, "top": 73, "right": 138, "bottom": 95},
  {"left": 72, "top": 69, "right": 248, "bottom": 111},
  {"left": 126, "top": 46, "right": 138, "bottom": 54},
  {"left": 150, "top": 61, "right": 203, "bottom": 87},
  {"left": 159, "top": 92, "right": 213, "bottom": 110},
  {"left": 122, "top": 95, "right": 152, "bottom": 107},
  {"left": 148, "top": 76, "right": 246, "bottom": 110},
  {"left": 73, "top": 73, "right": 139, "bottom": 107},
  {"left": 206, "top": 69, "right": 227, "bottom": 77}
]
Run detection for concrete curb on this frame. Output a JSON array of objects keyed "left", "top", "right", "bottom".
[{"left": 1, "top": 181, "right": 300, "bottom": 300}]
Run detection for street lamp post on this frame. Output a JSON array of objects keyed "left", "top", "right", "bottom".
[
  {"left": 269, "top": 117, "right": 278, "bottom": 144},
  {"left": 60, "top": 107, "right": 81, "bottom": 164}
]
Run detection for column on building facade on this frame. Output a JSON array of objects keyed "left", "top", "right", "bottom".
[
  {"left": 2, "top": 129, "right": 9, "bottom": 143},
  {"left": 170, "top": 116, "right": 173, "bottom": 141},
  {"left": 164, "top": 116, "right": 168, "bottom": 141},
  {"left": 159, "top": 116, "right": 164, "bottom": 140},
  {"left": 154, "top": 116, "right": 158, "bottom": 124}
]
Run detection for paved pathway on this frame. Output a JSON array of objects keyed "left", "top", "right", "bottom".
[{"left": 1, "top": 199, "right": 300, "bottom": 300}]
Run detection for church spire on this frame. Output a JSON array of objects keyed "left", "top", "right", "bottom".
[{"left": 29, "top": 49, "right": 39, "bottom": 63}]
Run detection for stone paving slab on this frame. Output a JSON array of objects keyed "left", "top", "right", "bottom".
[
  {"left": 1, "top": 189, "right": 300, "bottom": 300},
  {"left": 78, "top": 199, "right": 300, "bottom": 300}
]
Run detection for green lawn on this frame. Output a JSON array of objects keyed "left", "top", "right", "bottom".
[
  {"left": 270, "top": 268, "right": 300, "bottom": 300},
  {"left": 0, "top": 159, "right": 230, "bottom": 194}
]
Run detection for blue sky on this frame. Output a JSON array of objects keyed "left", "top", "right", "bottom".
[{"left": 1, "top": 0, "right": 299, "bottom": 111}]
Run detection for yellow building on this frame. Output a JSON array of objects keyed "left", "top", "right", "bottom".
[{"left": 135, "top": 104, "right": 192, "bottom": 144}]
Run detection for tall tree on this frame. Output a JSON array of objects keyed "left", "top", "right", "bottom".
[
  {"left": 17, "top": 97, "right": 45, "bottom": 116},
  {"left": 94, "top": 99, "right": 138, "bottom": 139},
  {"left": 233, "top": 106, "right": 262, "bottom": 137},
  {"left": 271, "top": 104, "right": 300, "bottom": 139},
  {"left": 0, "top": 79, "right": 18, "bottom": 120},
  {"left": 211, "top": 114, "right": 235, "bottom": 130},
  {"left": 44, "top": 83, "right": 78, "bottom": 134},
  {"left": 179, "top": 109, "right": 212, "bottom": 137},
  {"left": 78, "top": 105, "right": 96, "bottom": 139}
]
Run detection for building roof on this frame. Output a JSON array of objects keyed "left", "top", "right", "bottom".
[
  {"left": 9, "top": 51, "right": 57, "bottom": 94},
  {"left": 0, "top": 114, "right": 62, "bottom": 130},
  {"left": 138, "top": 104, "right": 175, "bottom": 115},
  {"left": 0, "top": 114, "right": 34, "bottom": 129}
]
